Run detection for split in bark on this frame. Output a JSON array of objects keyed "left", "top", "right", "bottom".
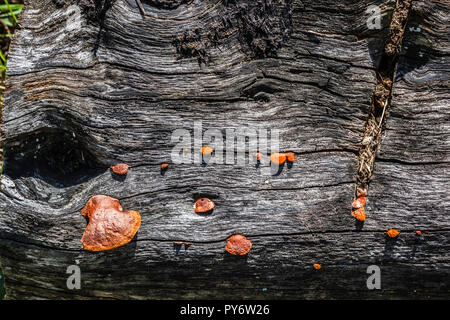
[{"left": 356, "top": 0, "right": 413, "bottom": 193}]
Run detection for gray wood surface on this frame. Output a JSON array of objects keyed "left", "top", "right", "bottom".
[
  {"left": 369, "top": 0, "right": 450, "bottom": 233},
  {"left": 0, "top": 0, "right": 448, "bottom": 299}
]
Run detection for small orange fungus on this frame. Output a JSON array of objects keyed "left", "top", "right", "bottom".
[
  {"left": 194, "top": 198, "right": 215, "bottom": 213},
  {"left": 110, "top": 163, "right": 130, "bottom": 175},
  {"left": 352, "top": 207, "right": 366, "bottom": 222},
  {"left": 386, "top": 229, "right": 400, "bottom": 238},
  {"left": 352, "top": 196, "right": 367, "bottom": 209},
  {"left": 270, "top": 152, "right": 286, "bottom": 165},
  {"left": 285, "top": 152, "right": 295, "bottom": 162},
  {"left": 200, "top": 146, "right": 214, "bottom": 155},
  {"left": 225, "top": 234, "right": 252, "bottom": 255}
]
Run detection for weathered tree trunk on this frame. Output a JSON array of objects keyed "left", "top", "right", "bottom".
[{"left": 0, "top": 0, "right": 448, "bottom": 299}]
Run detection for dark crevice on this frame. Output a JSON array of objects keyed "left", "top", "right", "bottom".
[
  {"left": 375, "top": 157, "right": 450, "bottom": 167},
  {"left": 139, "top": 0, "right": 193, "bottom": 10},
  {"left": 356, "top": 0, "right": 413, "bottom": 194},
  {"left": 2, "top": 228, "right": 450, "bottom": 252},
  {"left": 2, "top": 128, "right": 106, "bottom": 188}
]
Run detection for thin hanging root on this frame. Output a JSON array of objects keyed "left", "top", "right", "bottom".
[{"left": 378, "top": 100, "right": 388, "bottom": 128}]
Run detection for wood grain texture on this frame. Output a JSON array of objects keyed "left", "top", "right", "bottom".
[
  {"left": 368, "top": 0, "right": 450, "bottom": 229},
  {"left": 365, "top": 0, "right": 450, "bottom": 297},
  {"left": 2, "top": 231, "right": 450, "bottom": 299},
  {"left": 0, "top": 0, "right": 448, "bottom": 299},
  {"left": 379, "top": 0, "right": 450, "bottom": 163}
]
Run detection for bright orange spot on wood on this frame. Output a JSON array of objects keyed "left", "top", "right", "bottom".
[
  {"left": 225, "top": 234, "right": 252, "bottom": 255},
  {"left": 313, "top": 264, "right": 321, "bottom": 270},
  {"left": 416, "top": 230, "right": 422, "bottom": 235},
  {"left": 352, "top": 196, "right": 366, "bottom": 209},
  {"left": 200, "top": 146, "right": 214, "bottom": 155},
  {"left": 285, "top": 152, "right": 295, "bottom": 162},
  {"left": 351, "top": 207, "right": 366, "bottom": 222},
  {"left": 161, "top": 163, "right": 169, "bottom": 170},
  {"left": 194, "top": 198, "right": 215, "bottom": 213},
  {"left": 386, "top": 229, "right": 400, "bottom": 238},
  {"left": 270, "top": 152, "right": 286, "bottom": 165},
  {"left": 110, "top": 163, "right": 130, "bottom": 175}
]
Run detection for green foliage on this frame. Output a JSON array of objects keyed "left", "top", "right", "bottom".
[
  {"left": 0, "top": 1, "right": 23, "bottom": 74},
  {"left": 0, "top": 2, "right": 22, "bottom": 25},
  {"left": 0, "top": 49, "right": 6, "bottom": 73}
]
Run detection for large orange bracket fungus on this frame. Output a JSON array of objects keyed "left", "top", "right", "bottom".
[{"left": 81, "top": 195, "right": 141, "bottom": 251}]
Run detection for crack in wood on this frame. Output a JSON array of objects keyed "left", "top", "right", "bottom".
[
  {"left": 3, "top": 228, "right": 450, "bottom": 250},
  {"left": 135, "top": 0, "right": 146, "bottom": 16},
  {"left": 356, "top": 0, "right": 413, "bottom": 194}
]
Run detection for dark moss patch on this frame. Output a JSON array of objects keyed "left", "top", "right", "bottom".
[
  {"left": 173, "top": 0, "right": 293, "bottom": 65},
  {"left": 52, "top": 0, "right": 116, "bottom": 23}
]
